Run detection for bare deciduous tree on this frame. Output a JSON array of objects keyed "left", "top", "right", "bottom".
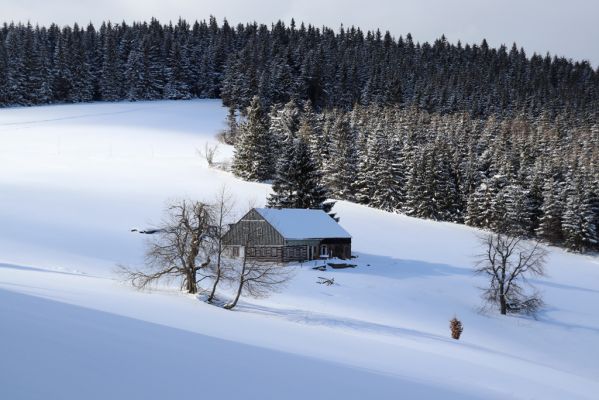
[
  {"left": 475, "top": 232, "right": 548, "bottom": 315},
  {"left": 120, "top": 200, "right": 213, "bottom": 294},
  {"left": 224, "top": 222, "right": 293, "bottom": 310},
  {"left": 206, "top": 187, "right": 236, "bottom": 302},
  {"left": 198, "top": 142, "right": 219, "bottom": 167}
]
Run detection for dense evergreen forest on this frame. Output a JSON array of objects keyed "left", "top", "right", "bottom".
[
  {"left": 1, "top": 18, "right": 598, "bottom": 252},
  {"left": 1, "top": 18, "right": 598, "bottom": 116},
  {"left": 233, "top": 97, "right": 599, "bottom": 253}
]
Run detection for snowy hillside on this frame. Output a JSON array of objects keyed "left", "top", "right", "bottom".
[{"left": 1, "top": 100, "right": 598, "bottom": 399}]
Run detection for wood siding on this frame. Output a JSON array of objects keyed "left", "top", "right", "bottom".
[
  {"left": 246, "top": 245, "right": 285, "bottom": 262},
  {"left": 222, "top": 209, "right": 284, "bottom": 246}
]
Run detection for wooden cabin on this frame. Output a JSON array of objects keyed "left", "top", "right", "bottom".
[{"left": 222, "top": 208, "right": 352, "bottom": 263}]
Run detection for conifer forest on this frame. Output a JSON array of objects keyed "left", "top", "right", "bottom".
[{"left": 2, "top": 18, "right": 598, "bottom": 252}]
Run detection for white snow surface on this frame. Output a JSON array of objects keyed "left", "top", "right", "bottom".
[
  {"left": 255, "top": 207, "right": 351, "bottom": 239},
  {"left": 1, "top": 100, "right": 599, "bottom": 400}
]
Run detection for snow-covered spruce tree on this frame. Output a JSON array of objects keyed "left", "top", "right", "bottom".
[
  {"left": 324, "top": 112, "right": 358, "bottom": 201},
  {"left": 231, "top": 96, "right": 275, "bottom": 181},
  {"left": 69, "top": 25, "right": 94, "bottom": 102},
  {"left": 524, "top": 171, "right": 545, "bottom": 236},
  {"left": 464, "top": 180, "right": 487, "bottom": 228},
  {"left": 163, "top": 38, "right": 191, "bottom": 100},
  {"left": 306, "top": 109, "right": 332, "bottom": 174},
  {"left": 535, "top": 177, "right": 565, "bottom": 245},
  {"left": 99, "top": 23, "right": 123, "bottom": 101},
  {"left": 267, "top": 120, "right": 335, "bottom": 218},
  {"left": 354, "top": 126, "right": 375, "bottom": 205},
  {"left": 21, "top": 24, "right": 51, "bottom": 104},
  {"left": 404, "top": 140, "right": 459, "bottom": 221},
  {"left": 367, "top": 123, "right": 404, "bottom": 212},
  {"left": 4, "top": 28, "right": 26, "bottom": 105},
  {"left": 149, "top": 34, "right": 166, "bottom": 97},
  {"left": 501, "top": 184, "right": 534, "bottom": 237},
  {"left": 268, "top": 99, "right": 301, "bottom": 146},
  {"left": 429, "top": 138, "right": 461, "bottom": 221},
  {"left": 403, "top": 148, "right": 431, "bottom": 218},
  {"left": 83, "top": 23, "right": 101, "bottom": 101},
  {"left": 562, "top": 175, "right": 599, "bottom": 252},
  {"left": 125, "top": 41, "right": 146, "bottom": 100},
  {"left": 217, "top": 107, "right": 239, "bottom": 144},
  {"left": 51, "top": 31, "right": 73, "bottom": 102},
  {"left": 0, "top": 35, "right": 8, "bottom": 106}
]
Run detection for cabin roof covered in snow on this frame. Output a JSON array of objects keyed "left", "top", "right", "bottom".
[{"left": 254, "top": 208, "right": 351, "bottom": 240}]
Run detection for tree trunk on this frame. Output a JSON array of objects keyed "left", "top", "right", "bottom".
[
  {"left": 224, "top": 276, "right": 244, "bottom": 310},
  {"left": 225, "top": 253, "right": 247, "bottom": 310},
  {"left": 187, "top": 269, "right": 197, "bottom": 294},
  {"left": 208, "top": 269, "right": 220, "bottom": 302},
  {"left": 499, "top": 293, "right": 507, "bottom": 315},
  {"left": 207, "top": 247, "right": 222, "bottom": 302},
  {"left": 499, "top": 260, "right": 507, "bottom": 315},
  {"left": 185, "top": 233, "right": 201, "bottom": 294}
]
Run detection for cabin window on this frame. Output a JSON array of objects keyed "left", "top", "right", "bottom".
[
  {"left": 256, "top": 227, "right": 263, "bottom": 237},
  {"left": 231, "top": 247, "right": 240, "bottom": 257}
]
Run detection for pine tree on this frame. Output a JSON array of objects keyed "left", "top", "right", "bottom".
[
  {"left": 70, "top": 25, "right": 93, "bottom": 102},
  {"left": 562, "top": 175, "right": 599, "bottom": 252},
  {"left": 231, "top": 96, "right": 274, "bottom": 181},
  {"left": 268, "top": 99, "right": 300, "bottom": 145},
  {"left": 501, "top": 184, "right": 534, "bottom": 236},
  {"left": 164, "top": 39, "right": 191, "bottom": 99},
  {"left": 536, "top": 177, "right": 565, "bottom": 244},
  {"left": 51, "top": 31, "right": 73, "bottom": 101},
  {"left": 354, "top": 127, "right": 375, "bottom": 205},
  {"left": 267, "top": 131, "right": 334, "bottom": 216},
  {"left": 5, "top": 28, "right": 25, "bottom": 104},
  {"left": 324, "top": 113, "right": 358, "bottom": 200},
  {"left": 99, "top": 24, "right": 123, "bottom": 101},
  {"left": 465, "top": 174, "right": 506, "bottom": 230},
  {"left": 0, "top": 33, "right": 8, "bottom": 105},
  {"left": 367, "top": 124, "right": 404, "bottom": 212},
  {"left": 125, "top": 40, "right": 146, "bottom": 100}
]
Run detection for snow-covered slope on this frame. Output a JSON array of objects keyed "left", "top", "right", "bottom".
[{"left": 1, "top": 100, "right": 598, "bottom": 399}]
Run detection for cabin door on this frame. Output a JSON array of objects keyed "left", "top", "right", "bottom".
[{"left": 320, "top": 245, "right": 328, "bottom": 258}]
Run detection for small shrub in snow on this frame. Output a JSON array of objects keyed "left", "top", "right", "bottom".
[
  {"left": 198, "top": 142, "right": 219, "bottom": 166},
  {"left": 450, "top": 317, "right": 463, "bottom": 340}
]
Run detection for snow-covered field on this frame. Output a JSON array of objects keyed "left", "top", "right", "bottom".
[{"left": 1, "top": 100, "right": 598, "bottom": 399}]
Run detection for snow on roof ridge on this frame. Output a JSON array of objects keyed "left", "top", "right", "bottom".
[{"left": 254, "top": 207, "right": 351, "bottom": 240}]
